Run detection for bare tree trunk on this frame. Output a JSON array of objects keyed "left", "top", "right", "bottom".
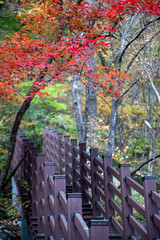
[
  {"left": 107, "top": 96, "right": 119, "bottom": 154},
  {"left": 72, "top": 46, "right": 97, "bottom": 146},
  {"left": 72, "top": 74, "right": 85, "bottom": 143},
  {"left": 85, "top": 83, "right": 97, "bottom": 147},
  {"left": 85, "top": 53, "right": 97, "bottom": 147},
  {"left": 148, "top": 84, "right": 154, "bottom": 174}
]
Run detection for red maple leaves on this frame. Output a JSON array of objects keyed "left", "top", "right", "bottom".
[{"left": 0, "top": 0, "right": 159, "bottom": 101}]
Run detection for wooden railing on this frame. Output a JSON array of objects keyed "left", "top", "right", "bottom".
[{"left": 12, "top": 129, "right": 160, "bottom": 240}]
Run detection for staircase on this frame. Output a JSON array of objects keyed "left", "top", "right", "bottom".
[{"left": 66, "top": 184, "right": 123, "bottom": 240}]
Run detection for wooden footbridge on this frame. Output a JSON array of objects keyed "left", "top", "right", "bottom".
[{"left": 12, "top": 128, "right": 160, "bottom": 239}]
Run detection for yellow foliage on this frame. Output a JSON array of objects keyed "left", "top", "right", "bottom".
[{"left": 20, "top": 120, "right": 37, "bottom": 127}]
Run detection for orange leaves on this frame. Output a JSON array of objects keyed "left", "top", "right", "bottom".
[
  {"left": 94, "top": 66, "right": 130, "bottom": 97},
  {"left": 0, "top": 82, "right": 17, "bottom": 102}
]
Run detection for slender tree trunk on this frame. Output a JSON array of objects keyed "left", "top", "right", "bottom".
[
  {"left": 0, "top": 97, "right": 33, "bottom": 191},
  {"left": 72, "top": 69, "right": 97, "bottom": 147},
  {"left": 0, "top": 56, "right": 53, "bottom": 191},
  {"left": 148, "top": 84, "right": 154, "bottom": 174},
  {"left": 72, "top": 48, "right": 97, "bottom": 146},
  {"left": 72, "top": 74, "right": 84, "bottom": 143},
  {"left": 107, "top": 96, "right": 119, "bottom": 154},
  {"left": 85, "top": 52, "right": 97, "bottom": 147},
  {"left": 86, "top": 82, "right": 97, "bottom": 147}
]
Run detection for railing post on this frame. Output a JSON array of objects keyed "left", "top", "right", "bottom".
[
  {"left": 90, "top": 148, "right": 100, "bottom": 216},
  {"left": 143, "top": 176, "right": 160, "bottom": 238},
  {"left": 30, "top": 147, "right": 40, "bottom": 239},
  {"left": 24, "top": 142, "right": 34, "bottom": 203},
  {"left": 54, "top": 132, "right": 59, "bottom": 169},
  {"left": 36, "top": 153, "right": 46, "bottom": 239},
  {"left": 119, "top": 164, "right": 134, "bottom": 239},
  {"left": 79, "top": 143, "right": 88, "bottom": 203},
  {"left": 67, "top": 193, "right": 83, "bottom": 240},
  {"left": 21, "top": 138, "right": 29, "bottom": 182},
  {"left": 44, "top": 162, "right": 56, "bottom": 240},
  {"left": 87, "top": 219, "right": 109, "bottom": 240},
  {"left": 103, "top": 154, "right": 116, "bottom": 233},
  {"left": 64, "top": 135, "right": 70, "bottom": 185},
  {"left": 43, "top": 128, "right": 51, "bottom": 162},
  {"left": 42, "top": 127, "right": 48, "bottom": 153},
  {"left": 57, "top": 133, "right": 63, "bottom": 173},
  {"left": 15, "top": 134, "right": 25, "bottom": 179},
  {"left": 53, "top": 175, "right": 66, "bottom": 238},
  {"left": 71, "top": 139, "right": 78, "bottom": 192}
]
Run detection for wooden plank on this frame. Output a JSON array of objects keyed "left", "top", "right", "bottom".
[
  {"left": 74, "top": 145, "right": 80, "bottom": 154},
  {"left": 129, "top": 215, "right": 147, "bottom": 239},
  {"left": 96, "top": 201, "right": 105, "bottom": 216},
  {"left": 153, "top": 214, "right": 160, "bottom": 228},
  {"left": 59, "top": 191, "right": 67, "bottom": 210},
  {"left": 94, "top": 157, "right": 103, "bottom": 169},
  {"left": 108, "top": 166, "right": 120, "bottom": 181},
  {"left": 74, "top": 213, "right": 89, "bottom": 240},
  {"left": 83, "top": 163, "right": 91, "bottom": 175},
  {"left": 95, "top": 186, "right": 105, "bottom": 200},
  {"left": 151, "top": 191, "right": 160, "bottom": 205},
  {"left": 109, "top": 182, "right": 121, "bottom": 199},
  {"left": 84, "top": 190, "right": 92, "bottom": 203},
  {"left": 49, "top": 195, "right": 55, "bottom": 213},
  {"left": 111, "top": 216, "right": 123, "bottom": 236},
  {"left": 84, "top": 176, "right": 92, "bottom": 189},
  {"left": 49, "top": 215, "right": 55, "bottom": 234},
  {"left": 127, "top": 195, "right": 145, "bottom": 218},
  {"left": 59, "top": 214, "right": 68, "bottom": 238},
  {"left": 126, "top": 176, "right": 144, "bottom": 196},
  {"left": 110, "top": 199, "right": 122, "bottom": 217},
  {"left": 75, "top": 169, "right": 80, "bottom": 178},
  {"left": 83, "top": 151, "right": 91, "bottom": 161},
  {"left": 75, "top": 180, "right": 81, "bottom": 191},
  {"left": 94, "top": 171, "right": 104, "bottom": 185}
]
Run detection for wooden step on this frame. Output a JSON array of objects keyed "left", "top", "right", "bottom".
[
  {"left": 66, "top": 184, "right": 72, "bottom": 193},
  {"left": 109, "top": 233, "right": 123, "bottom": 239}
]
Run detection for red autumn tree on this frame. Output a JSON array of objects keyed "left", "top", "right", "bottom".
[{"left": 0, "top": 0, "right": 159, "bottom": 190}]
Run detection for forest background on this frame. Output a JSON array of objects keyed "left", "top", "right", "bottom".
[{"left": 0, "top": 0, "right": 160, "bottom": 222}]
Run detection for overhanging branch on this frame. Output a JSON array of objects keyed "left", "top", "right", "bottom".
[
  {"left": 121, "top": 79, "right": 139, "bottom": 98},
  {"left": 130, "top": 153, "right": 160, "bottom": 176},
  {"left": 119, "top": 16, "right": 160, "bottom": 63}
]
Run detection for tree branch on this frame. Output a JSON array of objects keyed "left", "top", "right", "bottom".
[
  {"left": 97, "top": 94, "right": 111, "bottom": 108},
  {"left": 119, "top": 16, "right": 160, "bottom": 63},
  {"left": 2, "top": 149, "right": 29, "bottom": 189},
  {"left": 140, "top": 57, "right": 160, "bottom": 103},
  {"left": 126, "top": 29, "right": 160, "bottom": 73},
  {"left": 121, "top": 79, "right": 139, "bottom": 98},
  {"left": 130, "top": 153, "right": 160, "bottom": 176}
]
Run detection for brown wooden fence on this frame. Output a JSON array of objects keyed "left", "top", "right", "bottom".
[{"left": 12, "top": 128, "right": 160, "bottom": 240}]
